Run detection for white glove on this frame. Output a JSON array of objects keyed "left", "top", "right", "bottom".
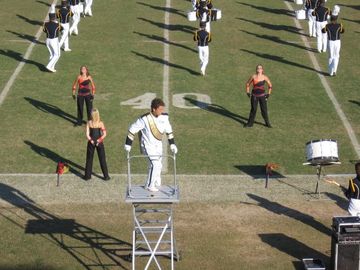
[
  {"left": 170, "top": 144, "right": 178, "bottom": 154},
  {"left": 124, "top": 145, "right": 131, "bottom": 152}
]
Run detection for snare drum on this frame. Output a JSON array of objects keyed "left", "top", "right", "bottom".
[
  {"left": 294, "top": 0, "right": 303, "bottom": 4},
  {"left": 295, "top": 9, "right": 306, "bottom": 20},
  {"left": 187, "top": 11, "right": 196, "bottom": 22},
  {"left": 306, "top": 139, "right": 339, "bottom": 164},
  {"left": 212, "top": 8, "right": 222, "bottom": 21}
]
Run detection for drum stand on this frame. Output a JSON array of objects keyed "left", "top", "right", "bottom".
[{"left": 125, "top": 153, "right": 180, "bottom": 270}]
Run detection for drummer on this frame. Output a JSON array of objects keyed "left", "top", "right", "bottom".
[{"left": 345, "top": 162, "right": 360, "bottom": 216}]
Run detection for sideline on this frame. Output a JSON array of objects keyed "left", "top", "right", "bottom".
[
  {"left": 162, "top": 0, "right": 171, "bottom": 173},
  {"left": 284, "top": 1, "right": 360, "bottom": 159},
  {"left": 0, "top": 0, "right": 58, "bottom": 107}
]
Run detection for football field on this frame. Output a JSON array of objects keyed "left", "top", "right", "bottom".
[{"left": 1, "top": 0, "right": 360, "bottom": 269}]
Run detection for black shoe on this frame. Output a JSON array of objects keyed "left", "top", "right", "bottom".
[
  {"left": 244, "top": 124, "right": 252, "bottom": 128},
  {"left": 266, "top": 123, "right": 272, "bottom": 128},
  {"left": 83, "top": 176, "right": 91, "bottom": 180},
  {"left": 104, "top": 176, "right": 111, "bottom": 181},
  {"left": 333, "top": 72, "right": 336, "bottom": 76}
]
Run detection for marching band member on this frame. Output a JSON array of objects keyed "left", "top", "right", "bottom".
[
  {"left": 322, "top": 7, "right": 344, "bottom": 76},
  {"left": 194, "top": 22, "right": 211, "bottom": 76},
  {"left": 305, "top": 0, "right": 319, "bottom": 37},
  {"left": 124, "top": 98, "right": 178, "bottom": 192},
  {"left": 196, "top": 6, "right": 211, "bottom": 33},
  {"left": 57, "top": 0, "right": 73, "bottom": 52},
  {"left": 43, "top": 10, "right": 62, "bottom": 73},
  {"left": 84, "top": 108, "right": 110, "bottom": 181},
  {"left": 195, "top": 0, "right": 213, "bottom": 10},
  {"left": 312, "top": 0, "right": 330, "bottom": 53},
  {"left": 84, "top": 0, "right": 93, "bottom": 16},
  {"left": 72, "top": 66, "right": 96, "bottom": 125},
  {"left": 244, "top": 64, "right": 273, "bottom": 128},
  {"left": 69, "top": 0, "right": 81, "bottom": 35},
  {"left": 345, "top": 163, "right": 360, "bottom": 216}
]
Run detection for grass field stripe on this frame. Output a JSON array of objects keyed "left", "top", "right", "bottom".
[
  {"left": 284, "top": 1, "right": 360, "bottom": 159},
  {"left": 162, "top": 0, "right": 171, "bottom": 173},
  {"left": 0, "top": 0, "right": 58, "bottom": 107}
]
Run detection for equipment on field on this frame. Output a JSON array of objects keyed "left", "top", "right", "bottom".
[
  {"left": 187, "top": 11, "right": 197, "bottom": 21},
  {"left": 125, "top": 153, "right": 180, "bottom": 270},
  {"left": 294, "top": 0, "right": 303, "bottom": 5},
  {"left": 295, "top": 9, "right": 306, "bottom": 20},
  {"left": 303, "top": 139, "right": 341, "bottom": 199},
  {"left": 331, "top": 216, "right": 360, "bottom": 270},
  {"left": 306, "top": 139, "right": 339, "bottom": 164},
  {"left": 211, "top": 8, "right": 222, "bottom": 21},
  {"left": 302, "top": 258, "right": 325, "bottom": 270}
]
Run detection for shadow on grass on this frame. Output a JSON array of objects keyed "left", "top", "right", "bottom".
[
  {"left": 349, "top": 100, "right": 360, "bottom": 107},
  {"left": 6, "top": 30, "right": 45, "bottom": 45},
  {"left": 237, "top": 2, "right": 294, "bottom": 17},
  {"left": 24, "top": 140, "right": 86, "bottom": 178},
  {"left": 0, "top": 49, "right": 46, "bottom": 71},
  {"left": 240, "top": 29, "right": 312, "bottom": 52},
  {"left": 16, "top": 14, "right": 43, "bottom": 26},
  {"left": 237, "top": 17, "right": 307, "bottom": 36},
  {"left": 339, "top": 4, "right": 360, "bottom": 10},
  {"left": 132, "top": 50, "right": 200, "bottom": 75},
  {"left": 137, "top": 17, "right": 196, "bottom": 34},
  {"left": 133, "top": 31, "right": 197, "bottom": 53},
  {"left": 24, "top": 97, "right": 79, "bottom": 125},
  {"left": 137, "top": 1, "right": 186, "bottom": 18},
  {"left": 240, "top": 49, "right": 327, "bottom": 75},
  {"left": 247, "top": 193, "right": 332, "bottom": 236},
  {"left": 324, "top": 191, "right": 348, "bottom": 211},
  {"left": 0, "top": 265, "right": 59, "bottom": 270},
  {"left": 0, "top": 183, "right": 132, "bottom": 270},
  {"left": 36, "top": 0, "right": 51, "bottom": 7},
  {"left": 342, "top": 18, "right": 360, "bottom": 24},
  {"left": 259, "top": 233, "right": 328, "bottom": 269},
  {"left": 235, "top": 165, "right": 285, "bottom": 179},
  {"left": 183, "top": 97, "right": 248, "bottom": 125}
]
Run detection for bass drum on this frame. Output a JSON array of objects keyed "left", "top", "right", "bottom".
[
  {"left": 306, "top": 139, "right": 339, "bottom": 164},
  {"left": 187, "top": 11, "right": 197, "bottom": 22},
  {"left": 295, "top": 9, "right": 306, "bottom": 20}
]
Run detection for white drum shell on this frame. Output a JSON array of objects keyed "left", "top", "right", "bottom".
[
  {"left": 187, "top": 11, "right": 197, "bottom": 22},
  {"left": 213, "top": 8, "right": 222, "bottom": 20},
  {"left": 295, "top": 0, "right": 303, "bottom": 4},
  {"left": 306, "top": 140, "right": 339, "bottom": 164},
  {"left": 295, "top": 9, "right": 306, "bottom": 20}
]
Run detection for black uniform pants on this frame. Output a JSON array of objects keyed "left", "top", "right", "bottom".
[
  {"left": 85, "top": 142, "right": 109, "bottom": 179},
  {"left": 247, "top": 95, "right": 270, "bottom": 126},
  {"left": 77, "top": 95, "right": 92, "bottom": 123}
]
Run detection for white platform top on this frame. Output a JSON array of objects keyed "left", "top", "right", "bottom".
[{"left": 125, "top": 185, "right": 180, "bottom": 203}]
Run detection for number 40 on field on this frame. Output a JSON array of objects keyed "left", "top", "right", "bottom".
[{"left": 121, "top": 93, "right": 211, "bottom": 109}]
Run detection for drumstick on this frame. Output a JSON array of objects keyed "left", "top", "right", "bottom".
[{"left": 324, "top": 178, "right": 341, "bottom": 186}]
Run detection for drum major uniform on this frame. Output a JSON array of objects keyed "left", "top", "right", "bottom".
[
  {"left": 194, "top": 23, "right": 211, "bottom": 76},
  {"left": 322, "top": 14, "right": 344, "bottom": 76},
  {"left": 43, "top": 12, "right": 62, "bottom": 72}
]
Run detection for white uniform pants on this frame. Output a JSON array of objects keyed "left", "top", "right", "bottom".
[
  {"left": 46, "top": 38, "right": 60, "bottom": 70},
  {"left": 316, "top": 21, "right": 327, "bottom": 52},
  {"left": 84, "top": 0, "right": 93, "bottom": 16},
  {"left": 59, "top": 23, "right": 70, "bottom": 50},
  {"left": 143, "top": 147, "right": 163, "bottom": 188},
  {"left": 307, "top": 9, "right": 316, "bottom": 37},
  {"left": 348, "top": 198, "right": 360, "bottom": 216},
  {"left": 328, "top": 40, "right": 341, "bottom": 75},
  {"left": 205, "top": 21, "right": 210, "bottom": 33},
  {"left": 69, "top": 4, "right": 81, "bottom": 35},
  {"left": 198, "top": 46, "right": 209, "bottom": 74}
]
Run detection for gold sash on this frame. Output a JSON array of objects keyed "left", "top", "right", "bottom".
[{"left": 146, "top": 114, "right": 163, "bottom": 141}]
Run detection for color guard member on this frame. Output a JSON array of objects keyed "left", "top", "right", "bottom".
[
  {"left": 345, "top": 163, "right": 360, "bottom": 216},
  {"left": 305, "top": 0, "right": 319, "bottom": 37},
  {"left": 312, "top": 0, "right": 330, "bottom": 53},
  {"left": 322, "top": 12, "right": 344, "bottom": 76},
  {"left": 124, "top": 98, "right": 178, "bottom": 192},
  {"left": 72, "top": 66, "right": 96, "bottom": 125},
  {"left": 245, "top": 64, "right": 273, "bottom": 128},
  {"left": 57, "top": 0, "right": 73, "bottom": 52},
  {"left": 43, "top": 12, "right": 62, "bottom": 72},
  {"left": 194, "top": 22, "right": 211, "bottom": 76}
]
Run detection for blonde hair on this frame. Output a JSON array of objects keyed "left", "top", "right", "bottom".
[{"left": 89, "top": 108, "right": 101, "bottom": 128}]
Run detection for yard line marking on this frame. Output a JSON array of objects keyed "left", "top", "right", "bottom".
[
  {"left": 0, "top": 0, "right": 57, "bottom": 107},
  {"left": 284, "top": 1, "right": 360, "bottom": 159},
  {"left": 162, "top": 0, "right": 171, "bottom": 173}
]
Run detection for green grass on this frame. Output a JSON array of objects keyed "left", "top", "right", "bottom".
[{"left": 0, "top": 0, "right": 359, "bottom": 175}]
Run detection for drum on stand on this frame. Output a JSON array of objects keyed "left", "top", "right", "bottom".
[
  {"left": 306, "top": 139, "right": 339, "bottom": 165},
  {"left": 211, "top": 8, "right": 222, "bottom": 21},
  {"left": 187, "top": 11, "right": 197, "bottom": 22},
  {"left": 295, "top": 9, "right": 306, "bottom": 20},
  {"left": 294, "top": 0, "right": 303, "bottom": 5}
]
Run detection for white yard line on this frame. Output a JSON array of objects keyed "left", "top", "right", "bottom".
[
  {"left": 0, "top": 0, "right": 57, "bottom": 107},
  {"left": 162, "top": 0, "right": 171, "bottom": 173},
  {"left": 284, "top": 1, "right": 360, "bottom": 159}
]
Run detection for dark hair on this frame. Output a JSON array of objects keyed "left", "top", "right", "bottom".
[
  {"left": 151, "top": 98, "right": 165, "bottom": 110},
  {"left": 80, "top": 66, "right": 90, "bottom": 76},
  {"left": 355, "top": 162, "right": 360, "bottom": 170}
]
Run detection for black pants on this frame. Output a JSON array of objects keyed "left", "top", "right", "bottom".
[
  {"left": 77, "top": 95, "right": 92, "bottom": 123},
  {"left": 85, "top": 142, "right": 109, "bottom": 179},
  {"left": 247, "top": 95, "right": 270, "bottom": 126}
]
